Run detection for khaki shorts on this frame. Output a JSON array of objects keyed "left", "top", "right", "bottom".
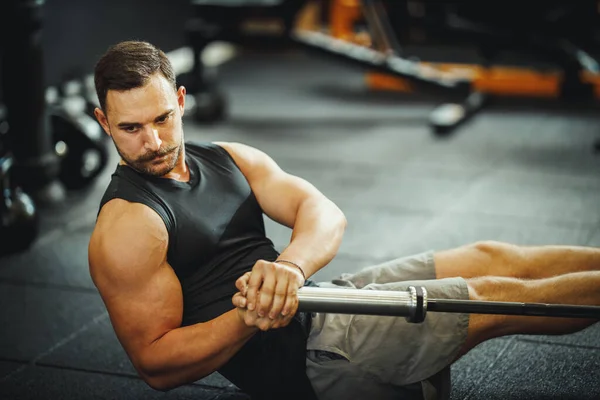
[{"left": 306, "top": 251, "right": 470, "bottom": 400}]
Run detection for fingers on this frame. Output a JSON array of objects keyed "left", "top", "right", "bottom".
[
  {"left": 282, "top": 284, "right": 298, "bottom": 316},
  {"left": 240, "top": 308, "right": 272, "bottom": 331},
  {"left": 268, "top": 269, "right": 289, "bottom": 319},
  {"left": 243, "top": 260, "right": 302, "bottom": 321},
  {"left": 257, "top": 268, "right": 276, "bottom": 317},
  {"left": 241, "top": 309, "right": 294, "bottom": 331},
  {"left": 235, "top": 271, "right": 251, "bottom": 295},
  {"left": 232, "top": 292, "right": 247, "bottom": 308},
  {"left": 242, "top": 309, "right": 260, "bottom": 329},
  {"left": 245, "top": 263, "right": 265, "bottom": 311},
  {"left": 256, "top": 318, "right": 273, "bottom": 332},
  {"left": 274, "top": 314, "right": 295, "bottom": 329}
]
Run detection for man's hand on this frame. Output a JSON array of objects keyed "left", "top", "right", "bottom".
[
  {"left": 232, "top": 271, "right": 294, "bottom": 330},
  {"left": 232, "top": 260, "right": 304, "bottom": 329},
  {"left": 233, "top": 292, "right": 294, "bottom": 331}
]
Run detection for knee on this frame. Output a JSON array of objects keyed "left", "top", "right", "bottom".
[
  {"left": 470, "top": 240, "right": 525, "bottom": 275},
  {"left": 471, "top": 240, "right": 517, "bottom": 258}
]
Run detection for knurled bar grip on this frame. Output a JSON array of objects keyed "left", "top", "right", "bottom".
[{"left": 296, "top": 286, "right": 427, "bottom": 323}]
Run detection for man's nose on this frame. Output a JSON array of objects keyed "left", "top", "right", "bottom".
[{"left": 144, "top": 127, "right": 162, "bottom": 151}]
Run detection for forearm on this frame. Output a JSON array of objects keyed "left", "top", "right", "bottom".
[
  {"left": 139, "top": 309, "right": 257, "bottom": 390},
  {"left": 278, "top": 197, "right": 346, "bottom": 278}
]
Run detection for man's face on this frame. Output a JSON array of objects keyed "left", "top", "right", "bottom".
[{"left": 94, "top": 73, "right": 186, "bottom": 177}]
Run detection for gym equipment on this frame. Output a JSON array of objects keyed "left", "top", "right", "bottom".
[
  {"left": 322, "top": 1, "right": 600, "bottom": 136},
  {"left": 182, "top": 0, "right": 600, "bottom": 136},
  {"left": 297, "top": 286, "right": 600, "bottom": 322},
  {"left": 180, "top": 0, "right": 484, "bottom": 130},
  {"left": 178, "top": 71, "right": 228, "bottom": 124},
  {"left": 49, "top": 102, "right": 109, "bottom": 191},
  {"left": 0, "top": 0, "right": 63, "bottom": 198},
  {"left": 366, "top": 3, "right": 600, "bottom": 104},
  {"left": 0, "top": 153, "right": 39, "bottom": 255},
  {"left": 181, "top": 0, "right": 308, "bottom": 123},
  {"left": 54, "top": 73, "right": 103, "bottom": 122},
  {"left": 290, "top": 27, "right": 479, "bottom": 134},
  {"left": 0, "top": 104, "right": 8, "bottom": 139},
  {"left": 47, "top": 73, "right": 109, "bottom": 190}
]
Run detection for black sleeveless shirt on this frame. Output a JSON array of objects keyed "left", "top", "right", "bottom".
[{"left": 98, "top": 142, "right": 317, "bottom": 399}]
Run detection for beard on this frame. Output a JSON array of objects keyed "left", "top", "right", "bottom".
[{"left": 114, "top": 138, "right": 183, "bottom": 177}]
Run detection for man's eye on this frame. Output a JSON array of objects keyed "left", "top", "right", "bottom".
[
  {"left": 157, "top": 115, "right": 169, "bottom": 124},
  {"left": 125, "top": 126, "right": 138, "bottom": 133}
]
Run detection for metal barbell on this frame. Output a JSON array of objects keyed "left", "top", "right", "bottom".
[{"left": 296, "top": 286, "right": 600, "bottom": 323}]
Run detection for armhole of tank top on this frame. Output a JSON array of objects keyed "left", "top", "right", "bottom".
[
  {"left": 144, "top": 200, "right": 175, "bottom": 235},
  {"left": 210, "top": 142, "right": 242, "bottom": 171},
  {"left": 100, "top": 172, "right": 176, "bottom": 249},
  {"left": 102, "top": 194, "right": 175, "bottom": 238}
]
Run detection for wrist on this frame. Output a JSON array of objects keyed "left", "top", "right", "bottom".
[{"left": 275, "top": 259, "right": 306, "bottom": 282}]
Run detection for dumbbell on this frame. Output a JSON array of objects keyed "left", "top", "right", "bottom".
[
  {"left": 0, "top": 153, "right": 39, "bottom": 255},
  {"left": 48, "top": 76, "right": 109, "bottom": 190},
  {"left": 50, "top": 107, "right": 109, "bottom": 190}
]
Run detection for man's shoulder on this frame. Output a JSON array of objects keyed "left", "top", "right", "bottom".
[
  {"left": 89, "top": 199, "right": 168, "bottom": 288},
  {"left": 97, "top": 199, "right": 163, "bottom": 229},
  {"left": 92, "top": 199, "right": 167, "bottom": 256}
]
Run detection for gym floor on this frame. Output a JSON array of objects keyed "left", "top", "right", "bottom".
[{"left": 1, "top": 48, "right": 600, "bottom": 399}]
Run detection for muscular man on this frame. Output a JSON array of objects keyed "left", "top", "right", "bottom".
[{"left": 88, "top": 40, "right": 600, "bottom": 400}]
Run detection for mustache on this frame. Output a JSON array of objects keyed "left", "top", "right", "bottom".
[{"left": 137, "top": 145, "right": 177, "bottom": 162}]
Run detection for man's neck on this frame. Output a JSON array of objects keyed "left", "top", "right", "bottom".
[{"left": 161, "top": 146, "right": 189, "bottom": 182}]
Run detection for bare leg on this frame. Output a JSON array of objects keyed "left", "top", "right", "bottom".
[
  {"left": 435, "top": 241, "right": 600, "bottom": 280},
  {"left": 456, "top": 271, "right": 600, "bottom": 359}
]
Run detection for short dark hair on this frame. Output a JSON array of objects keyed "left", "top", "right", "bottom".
[{"left": 94, "top": 40, "right": 176, "bottom": 111}]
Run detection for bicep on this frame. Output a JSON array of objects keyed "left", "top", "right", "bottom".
[
  {"left": 89, "top": 203, "right": 183, "bottom": 369},
  {"left": 100, "top": 261, "right": 183, "bottom": 365},
  {"left": 216, "top": 141, "right": 327, "bottom": 228},
  {"left": 255, "top": 172, "right": 324, "bottom": 228}
]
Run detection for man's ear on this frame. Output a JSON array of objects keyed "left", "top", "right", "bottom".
[
  {"left": 177, "top": 86, "right": 187, "bottom": 116},
  {"left": 94, "top": 107, "right": 111, "bottom": 137}
]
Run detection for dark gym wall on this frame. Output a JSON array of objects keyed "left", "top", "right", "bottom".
[{"left": 42, "top": 0, "right": 193, "bottom": 86}]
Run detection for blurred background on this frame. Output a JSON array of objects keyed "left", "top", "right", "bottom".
[{"left": 1, "top": 0, "right": 600, "bottom": 399}]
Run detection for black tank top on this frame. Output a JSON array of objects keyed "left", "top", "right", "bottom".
[{"left": 98, "top": 142, "right": 317, "bottom": 399}]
